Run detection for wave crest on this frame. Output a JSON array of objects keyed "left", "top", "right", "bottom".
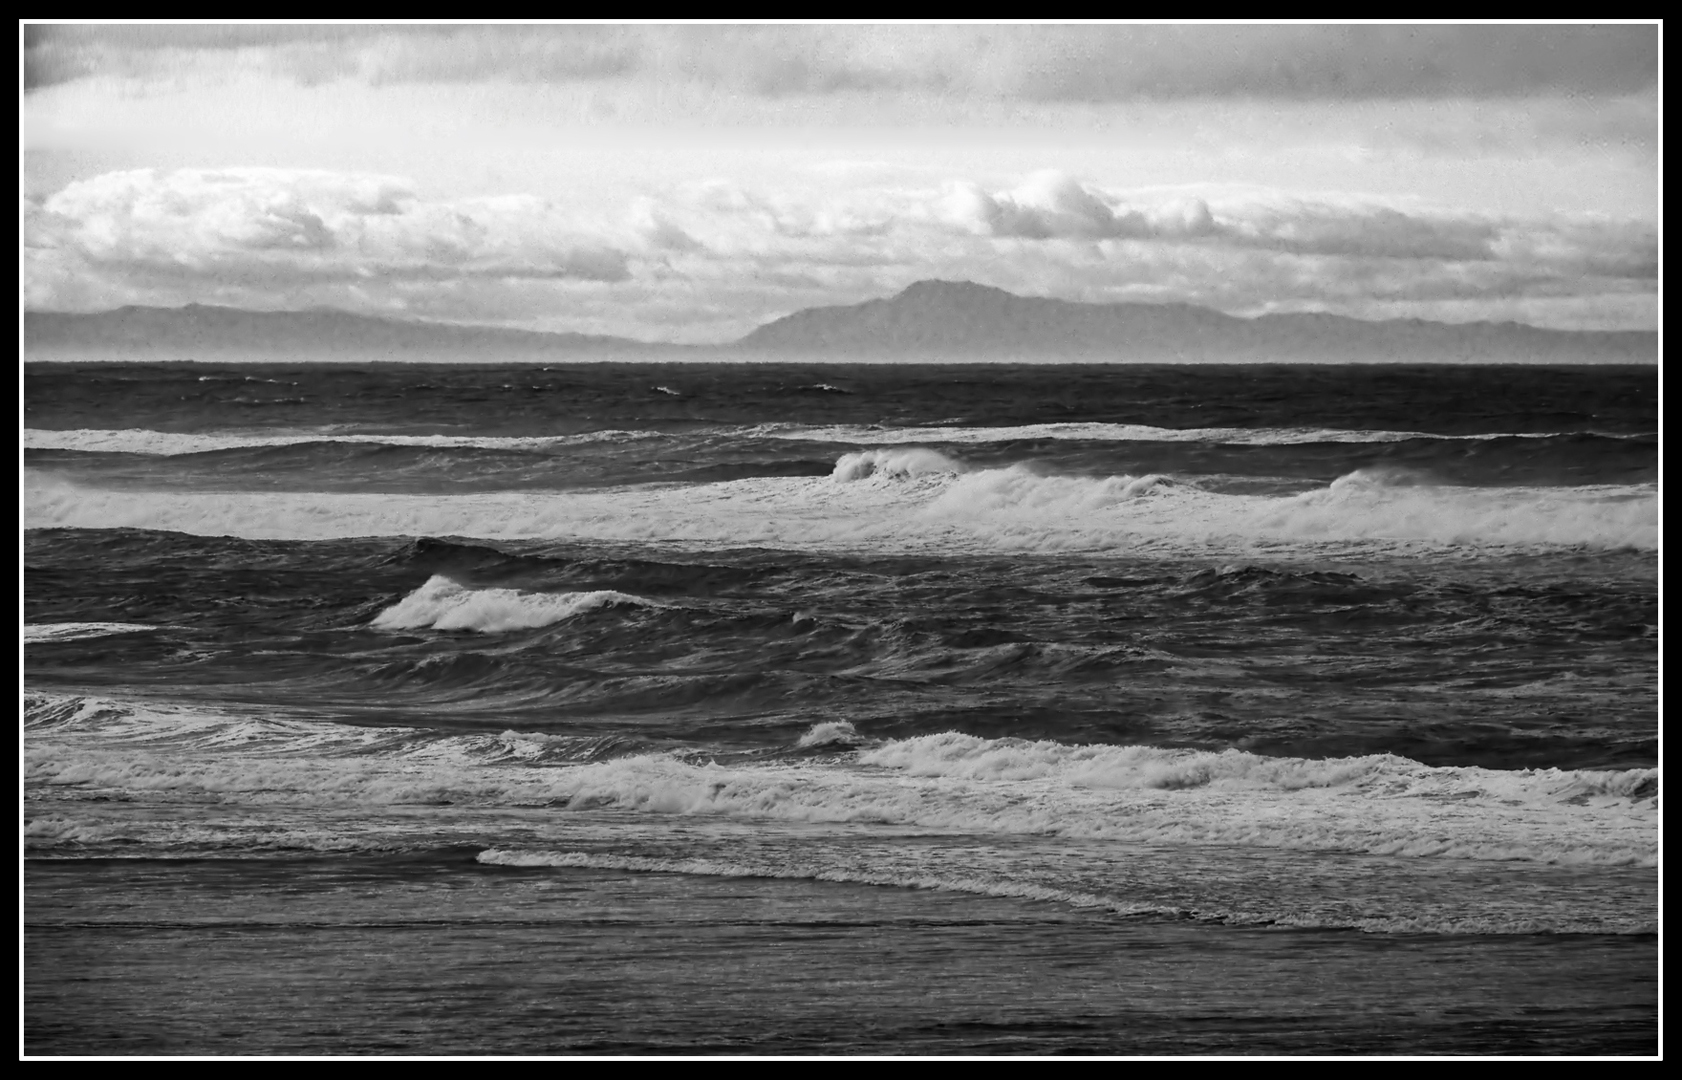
[
  {"left": 24, "top": 622, "right": 163, "bottom": 643},
  {"left": 27, "top": 468, "right": 1657, "bottom": 553},
  {"left": 832, "top": 447, "right": 965, "bottom": 481},
  {"left": 372, "top": 576, "right": 655, "bottom": 633}
]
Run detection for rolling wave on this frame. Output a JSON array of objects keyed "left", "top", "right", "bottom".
[
  {"left": 27, "top": 425, "right": 1657, "bottom": 494},
  {"left": 25, "top": 694, "right": 1654, "bottom": 867},
  {"left": 531, "top": 751, "right": 1656, "bottom": 867},
  {"left": 28, "top": 462, "right": 1652, "bottom": 553},
  {"left": 24, "top": 692, "right": 639, "bottom": 767},
  {"left": 26, "top": 423, "right": 1656, "bottom": 457},
  {"left": 372, "top": 576, "right": 658, "bottom": 633},
  {"left": 772, "top": 422, "right": 1656, "bottom": 445}
]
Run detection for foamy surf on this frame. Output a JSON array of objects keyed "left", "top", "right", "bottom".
[
  {"left": 831, "top": 447, "right": 966, "bottom": 480},
  {"left": 27, "top": 464, "right": 1653, "bottom": 552},
  {"left": 24, "top": 622, "right": 163, "bottom": 643},
  {"left": 541, "top": 747, "right": 1654, "bottom": 866},
  {"left": 27, "top": 423, "right": 1656, "bottom": 459},
  {"left": 372, "top": 575, "right": 656, "bottom": 633},
  {"left": 24, "top": 692, "right": 638, "bottom": 779},
  {"left": 25, "top": 693, "right": 1655, "bottom": 867},
  {"left": 773, "top": 422, "right": 1609, "bottom": 445},
  {"left": 23, "top": 427, "right": 661, "bottom": 456},
  {"left": 24, "top": 360, "right": 1658, "bottom": 1051}
]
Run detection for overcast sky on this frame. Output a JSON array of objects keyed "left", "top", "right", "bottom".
[{"left": 22, "top": 22, "right": 1660, "bottom": 342}]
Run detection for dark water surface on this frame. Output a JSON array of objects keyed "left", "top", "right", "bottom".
[
  {"left": 26, "top": 855, "right": 1656, "bottom": 1056},
  {"left": 25, "top": 361, "right": 1658, "bottom": 1055}
]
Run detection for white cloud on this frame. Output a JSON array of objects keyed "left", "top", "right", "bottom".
[
  {"left": 940, "top": 172, "right": 1129, "bottom": 240},
  {"left": 33, "top": 167, "right": 633, "bottom": 294},
  {"left": 931, "top": 174, "right": 1500, "bottom": 260},
  {"left": 25, "top": 166, "right": 1657, "bottom": 338}
]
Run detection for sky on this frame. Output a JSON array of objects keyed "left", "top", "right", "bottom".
[{"left": 21, "top": 22, "right": 1661, "bottom": 343}]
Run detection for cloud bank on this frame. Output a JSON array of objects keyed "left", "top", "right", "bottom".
[
  {"left": 27, "top": 168, "right": 641, "bottom": 310},
  {"left": 25, "top": 24, "right": 1658, "bottom": 101},
  {"left": 26, "top": 166, "right": 1657, "bottom": 338}
]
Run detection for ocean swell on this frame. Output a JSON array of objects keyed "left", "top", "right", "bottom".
[
  {"left": 26, "top": 465, "right": 1658, "bottom": 553},
  {"left": 372, "top": 576, "right": 656, "bottom": 633}
]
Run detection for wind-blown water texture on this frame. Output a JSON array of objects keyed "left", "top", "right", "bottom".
[
  {"left": 25, "top": 464, "right": 1657, "bottom": 553},
  {"left": 24, "top": 361, "right": 1659, "bottom": 1054},
  {"left": 23, "top": 692, "right": 1657, "bottom": 897},
  {"left": 24, "top": 362, "right": 1656, "bottom": 437}
]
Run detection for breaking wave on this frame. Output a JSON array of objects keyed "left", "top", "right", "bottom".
[
  {"left": 25, "top": 694, "right": 1656, "bottom": 867},
  {"left": 794, "top": 720, "right": 866, "bottom": 750},
  {"left": 27, "top": 464, "right": 1655, "bottom": 553},
  {"left": 24, "top": 692, "right": 637, "bottom": 770},
  {"left": 831, "top": 447, "right": 965, "bottom": 480},
  {"left": 29, "top": 423, "right": 1659, "bottom": 460},
  {"left": 533, "top": 750, "right": 1655, "bottom": 866},
  {"left": 372, "top": 575, "right": 656, "bottom": 633}
]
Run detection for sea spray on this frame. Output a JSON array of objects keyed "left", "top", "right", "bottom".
[{"left": 372, "top": 575, "right": 656, "bottom": 633}]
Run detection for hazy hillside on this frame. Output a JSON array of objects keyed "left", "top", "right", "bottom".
[
  {"left": 26, "top": 283, "right": 1657, "bottom": 364},
  {"left": 738, "top": 280, "right": 1657, "bottom": 363},
  {"left": 24, "top": 305, "right": 669, "bottom": 360}
]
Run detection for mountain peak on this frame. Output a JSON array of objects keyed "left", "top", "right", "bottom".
[
  {"left": 736, "top": 281, "right": 1655, "bottom": 361},
  {"left": 893, "top": 279, "right": 1018, "bottom": 303}
]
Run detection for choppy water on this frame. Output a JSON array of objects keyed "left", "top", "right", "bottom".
[{"left": 24, "top": 361, "right": 1658, "bottom": 1055}]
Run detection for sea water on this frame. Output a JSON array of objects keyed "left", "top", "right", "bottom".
[{"left": 24, "top": 361, "right": 1658, "bottom": 1055}]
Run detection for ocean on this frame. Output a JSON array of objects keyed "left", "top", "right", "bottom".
[{"left": 23, "top": 360, "right": 1659, "bottom": 1056}]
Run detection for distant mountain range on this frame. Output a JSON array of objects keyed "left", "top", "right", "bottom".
[
  {"left": 737, "top": 280, "right": 1657, "bottom": 363},
  {"left": 23, "top": 304, "right": 670, "bottom": 360},
  {"left": 25, "top": 282, "right": 1657, "bottom": 363}
]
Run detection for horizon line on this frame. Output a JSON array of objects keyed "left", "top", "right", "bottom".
[{"left": 23, "top": 279, "right": 1661, "bottom": 345}]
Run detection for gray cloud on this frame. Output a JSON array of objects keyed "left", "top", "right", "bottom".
[
  {"left": 24, "top": 23, "right": 1657, "bottom": 100},
  {"left": 26, "top": 165, "right": 1656, "bottom": 336},
  {"left": 24, "top": 24, "right": 376, "bottom": 88},
  {"left": 997, "top": 25, "right": 1656, "bottom": 101},
  {"left": 28, "top": 167, "right": 634, "bottom": 312},
  {"left": 933, "top": 173, "right": 1501, "bottom": 261}
]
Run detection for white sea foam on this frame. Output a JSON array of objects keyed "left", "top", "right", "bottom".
[
  {"left": 24, "top": 689, "right": 632, "bottom": 780},
  {"left": 25, "top": 692, "right": 427, "bottom": 754},
  {"left": 769, "top": 422, "right": 1634, "bottom": 446},
  {"left": 24, "top": 815, "right": 109, "bottom": 843},
  {"left": 26, "top": 466, "right": 1656, "bottom": 553},
  {"left": 23, "top": 427, "right": 660, "bottom": 456},
  {"left": 372, "top": 576, "right": 654, "bottom": 633},
  {"left": 794, "top": 720, "right": 866, "bottom": 749},
  {"left": 24, "top": 622, "right": 163, "bottom": 643},
  {"left": 857, "top": 732, "right": 1659, "bottom": 807},
  {"left": 25, "top": 694, "right": 1656, "bottom": 866},
  {"left": 534, "top": 750, "right": 1656, "bottom": 866},
  {"left": 830, "top": 447, "right": 966, "bottom": 480},
  {"left": 27, "top": 423, "right": 1649, "bottom": 459}
]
